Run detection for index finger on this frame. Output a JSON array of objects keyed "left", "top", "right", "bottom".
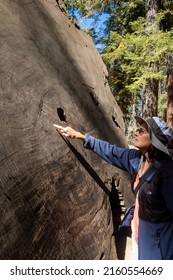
[{"left": 53, "top": 124, "right": 63, "bottom": 129}]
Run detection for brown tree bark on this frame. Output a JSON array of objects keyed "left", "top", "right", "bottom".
[
  {"left": 0, "top": 0, "right": 132, "bottom": 260},
  {"left": 142, "top": 0, "right": 160, "bottom": 118}
]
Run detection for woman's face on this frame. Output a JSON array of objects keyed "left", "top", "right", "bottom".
[{"left": 133, "top": 123, "right": 151, "bottom": 152}]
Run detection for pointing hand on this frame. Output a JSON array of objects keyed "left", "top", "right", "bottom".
[{"left": 53, "top": 124, "right": 85, "bottom": 140}]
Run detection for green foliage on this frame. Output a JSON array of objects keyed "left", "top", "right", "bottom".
[
  {"left": 65, "top": 1, "right": 173, "bottom": 121},
  {"left": 158, "top": 92, "right": 167, "bottom": 120},
  {"left": 101, "top": 12, "right": 173, "bottom": 118},
  {"left": 64, "top": 0, "right": 107, "bottom": 16}
]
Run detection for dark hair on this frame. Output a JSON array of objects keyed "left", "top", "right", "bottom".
[
  {"left": 148, "top": 145, "right": 172, "bottom": 161},
  {"left": 167, "top": 135, "right": 173, "bottom": 149}
]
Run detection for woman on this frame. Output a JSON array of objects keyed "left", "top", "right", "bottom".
[{"left": 54, "top": 116, "right": 173, "bottom": 260}]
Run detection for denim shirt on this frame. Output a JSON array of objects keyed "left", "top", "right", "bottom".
[
  {"left": 83, "top": 134, "right": 173, "bottom": 218},
  {"left": 84, "top": 133, "right": 141, "bottom": 175},
  {"left": 84, "top": 134, "right": 173, "bottom": 260}
]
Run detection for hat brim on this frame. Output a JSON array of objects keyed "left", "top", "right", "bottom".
[
  {"left": 135, "top": 115, "right": 171, "bottom": 157},
  {"left": 134, "top": 116, "right": 148, "bottom": 127}
]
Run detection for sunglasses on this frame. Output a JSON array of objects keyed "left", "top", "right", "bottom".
[{"left": 135, "top": 127, "right": 148, "bottom": 135}]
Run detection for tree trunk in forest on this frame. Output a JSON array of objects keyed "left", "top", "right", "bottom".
[
  {"left": 132, "top": 91, "right": 137, "bottom": 131},
  {"left": 0, "top": 0, "right": 133, "bottom": 260},
  {"left": 167, "top": 70, "right": 173, "bottom": 129},
  {"left": 142, "top": 0, "right": 160, "bottom": 118},
  {"left": 142, "top": 76, "right": 159, "bottom": 118}
]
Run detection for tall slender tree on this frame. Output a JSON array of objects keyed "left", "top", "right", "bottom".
[{"left": 142, "top": 0, "right": 160, "bottom": 118}]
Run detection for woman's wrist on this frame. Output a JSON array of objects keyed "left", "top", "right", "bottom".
[{"left": 76, "top": 132, "right": 86, "bottom": 141}]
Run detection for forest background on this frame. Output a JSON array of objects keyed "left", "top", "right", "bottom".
[{"left": 63, "top": 0, "right": 173, "bottom": 142}]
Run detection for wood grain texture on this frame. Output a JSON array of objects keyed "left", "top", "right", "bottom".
[{"left": 0, "top": 0, "right": 133, "bottom": 259}]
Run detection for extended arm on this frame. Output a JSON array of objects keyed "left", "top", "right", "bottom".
[{"left": 54, "top": 124, "right": 140, "bottom": 174}]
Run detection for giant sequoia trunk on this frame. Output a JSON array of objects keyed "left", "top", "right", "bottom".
[{"left": 0, "top": 0, "right": 133, "bottom": 260}]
